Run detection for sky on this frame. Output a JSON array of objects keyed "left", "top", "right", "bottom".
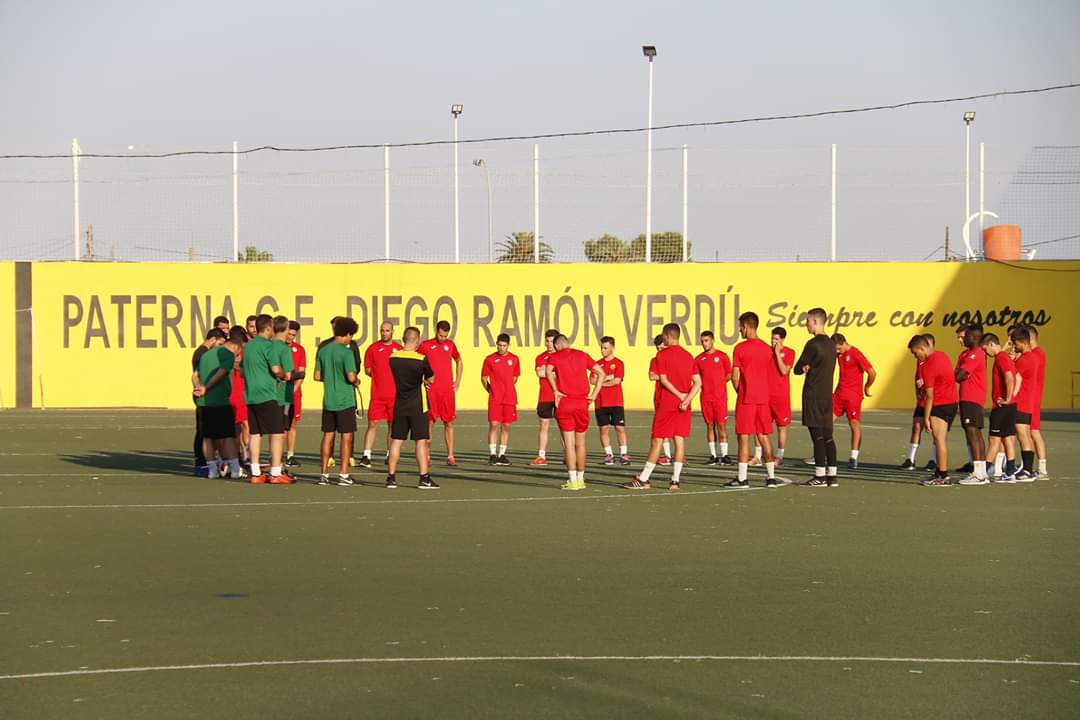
[{"left": 1, "top": 0, "right": 1078, "bottom": 262}]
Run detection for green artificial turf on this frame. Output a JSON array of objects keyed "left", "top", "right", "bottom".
[{"left": 1, "top": 409, "right": 1078, "bottom": 719}]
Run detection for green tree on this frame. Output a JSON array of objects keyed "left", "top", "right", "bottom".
[
  {"left": 628, "top": 231, "right": 688, "bottom": 263},
  {"left": 496, "top": 231, "right": 554, "bottom": 263},
  {"left": 238, "top": 245, "right": 273, "bottom": 263},
  {"left": 583, "top": 233, "right": 630, "bottom": 262}
]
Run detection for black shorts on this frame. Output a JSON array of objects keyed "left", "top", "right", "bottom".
[
  {"left": 202, "top": 405, "right": 236, "bottom": 440},
  {"left": 391, "top": 412, "right": 430, "bottom": 441},
  {"left": 283, "top": 405, "right": 294, "bottom": 431},
  {"left": 321, "top": 408, "right": 357, "bottom": 434},
  {"left": 594, "top": 406, "right": 626, "bottom": 427},
  {"left": 988, "top": 405, "right": 1017, "bottom": 438},
  {"left": 248, "top": 400, "right": 285, "bottom": 436},
  {"left": 536, "top": 402, "right": 556, "bottom": 419},
  {"left": 930, "top": 403, "right": 958, "bottom": 428},
  {"left": 1014, "top": 411, "right": 1033, "bottom": 426},
  {"left": 959, "top": 401, "right": 984, "bottom": 429},
  {"left": 912, "top": 406, "right": 924, "bottom": 420}
]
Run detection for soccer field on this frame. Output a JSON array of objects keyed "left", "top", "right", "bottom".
[{"left": 1, "top": 408, "right": 1078, "bottom": 719}]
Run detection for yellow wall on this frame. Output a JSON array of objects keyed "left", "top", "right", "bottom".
[
  {"left": 0, "top": 263, "right": 13, "bottom": 409},
  {"left": 28, "top": 261, "right": 1079, "bottom": 410}
]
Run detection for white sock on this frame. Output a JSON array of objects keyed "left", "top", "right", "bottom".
[
  {"left": 567, "top": 470, "right": 576, "bottom": 484},
  {"left": 765, "top": 461, "right": 775, "bottom": 479},
  {"left": 754, "top": 446, "right": 762, "bottom": 461},
  {"left": 1039, "top": 458, "right": 1047, "bottom": 474},
  {"left": 251, "top": 462, "right": 261, "bottom": 476},
  {"left": 907, "top": 443, "right": 919, "bottom": 463},
  {"left": 827, "top": 466, "right": 838, "bottom": 477},
  {"left": 270, "top": 465, "right": 282, "bottom": 477},
  {"left": 851, "top": 449, "right": 860, "bottom": 460},
  {"left": 737, "top": 463, "right": 748, "bottom": 481},
  {"left": 640, "top": 462, "right": 656, "bottom": 482},
  {"left": 815, "top": 466, "right": 826, "bottom": 477},
  {"left": 708, "top": 441, "right": 717, "bottom": 457},
  {"left": 498, "top": 445, "right": 507, "bottom": 456},
  {"left": 974, "top": 460, "right": 987, "bottom": 479},
  {"left": 363, "top": 449, "right": 372, "bottom": 458},
  {"left": 671, "top": 462, "right": 683, "bottom": 483},
  {"left": 538, "top": 449, "right": 546, "bottom": 459},
  {"left": 339, "top": 473, "right": 350, "bottom": 480},
  {"left": 619, "top": 445, "right": 628, "bottom": 455},
  {"left": 994, "top": 452, "right": 1005, "bottom": 475},
  {"left": 228, "top": 459, "right": 241, "bottom": 477},
  {"left": 576, "top": 470, "right": 585, "bottom": 483},
  {"left": 604, "top": 445, "right": 613, "bottom": 456},
  {"left": 719, "top": 442, "right": 729, "bottom": 457},
  {"left": 663, "top": 441, "right": 671, "bottom": 458},
  {"left": 489, "top": 444, "right": 497, "bottom": 455},
  {"left": 203, "top": 463, "right": 217, "bottom": 478}
]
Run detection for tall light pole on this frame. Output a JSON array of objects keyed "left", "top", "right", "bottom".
[
  {"left": 642, "top": 45, "right": 656, "bottom": 263},
  {"left": 452, "top": 104, "right": 463, "bottom": 263},
  {"left": 473, "top": 159, "right": 493, "bottom": 263},
  {"left": 963, "top": 111, "right": 975, "bottom": 260}
]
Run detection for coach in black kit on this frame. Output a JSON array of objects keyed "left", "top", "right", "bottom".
[{"left": 794, "top": 307, "right": 838, "bottom": 487}]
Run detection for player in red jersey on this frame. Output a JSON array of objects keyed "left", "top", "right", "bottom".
[
  {"left": 954, "top": 325, "right": 988, "bottom": 481},
  {"left": 530, "top": 329, "right": 560, "bottom": 466},
  {"left": 978, "top": 333, "right": 1019, "bottom": 482},
  {"left": 898, "top": 333, "right": 935, "bottom": 470},
  {"left": 228, "top": 329, "right": 250, "bottom": 474},
  {"left": 482, "top": 333, "right": 520, "bottom": 466},
  {"left": 419, "top": 320, "right": 463, "bottom": 465},
  {"left": 623, "top": 323, "right": 701, "bottom": 491},
  {"left": 1009, "top": 327, "right": 1040, "bottom": 482},
  {"left": 546, "top": 334, "right": 605, "bottom": 490},
  {"left": 359, "top": 321, "right": 403, "bottom": 468},
  {"left": 831, "top": 334, "right": 876, "bottom": 469},
  {"left": 695, "top": 330, "right": 732, "bottom": 466},
  {"left": 284, "top": 321, "right": 307, "bottom": 469},
  {"left": 648, "top": 334, "right": 674, "bottom": 465},
  {"left": 593, "top": 336, "right": 630, "bottom": 465},
  {"left": 909, "top": 335, "right": 959, "bottom": 486},
  {"left": 768, "top": 327, "right": 796, "bottom": 466},
  {"left": 1026, "top": 325, "right": 1049, "bottom": 478},
  {"left": 727, "top": 312, "right": 778, "bottom": 489}
]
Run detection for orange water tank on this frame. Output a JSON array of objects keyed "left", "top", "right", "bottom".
[{"left": 983, "top": 225, "right": 1021, "bottom": 261}]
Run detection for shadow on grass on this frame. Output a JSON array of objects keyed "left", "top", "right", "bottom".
[{"left": 59, "top": 449, "right": 192, "bottom": 475}]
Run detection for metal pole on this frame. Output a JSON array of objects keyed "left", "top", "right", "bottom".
[
  {"left": 645, "top": 59, "right": 654, "bottom": 263},
  {"left": 964, "top": 123, "right": 971, "bottom": 259},
  {"left": 384, "top": 144, "right": 390, "bottom": 262},
  {"left": 453, "top": 115, "right": 460, "bottom": 263},
  {"left": 484, "top": 164, "right": 493, "bottom": 263},
  {"left": 72, "top": 138, "right": 81, "bottom": 260},
  {"left": 681, "top": 144, "right": 688, "bottom": 262},
  {"left": 232, "top": 141, "right": 239, "bottom": 262},
  {"left": 979, "top": 142, "right": 985, "bottom": 252},
  {"left": 831, "top": 143, "right": 837, "bottom": 262},
  {"left": 533, "top": 143, "right": 540, "bottom": 263}
]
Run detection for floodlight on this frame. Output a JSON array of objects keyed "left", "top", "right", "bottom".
[
  {"left": 451, "top": 104, "right": 463, "bottom": 116},
  {"left": 642, "top": 45, "right": 657, "bottom": 59},
  {"left": 963, "top": 111, "right": 976, "bottom": 124}
]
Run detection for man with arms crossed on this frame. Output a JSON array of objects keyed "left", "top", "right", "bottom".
[
  {"left": 768, "top": 327, "right": 795, "bottom": 466},
  {"left": 315, "top": 317, "right": 360, "bottom": 486},
  {"left": 547, "top": 334, "right": 605, "bottom": 491},
  {"left": 242, "top": 314, "right": 293, "bottom": 484},
  {"left": 360, "top": 321, "right": 403, "bottom": 468},
  {"left": 482, "top": 333, "right": 520, "bottom": 466},
  {"left": 593, "top": 336, "right": 630, "bottom": 465},
  {"left": 649, "top": 334, "right": 674, "bottom": 465},
  {"left": 1009, "top": 327, "right": 1040, "bottom": 483},
  {"left": 530, "top": 329, "right": 559, "bottom": 466},
  {"left": 420, "top": 320, "right": 463, "bottom": 466},
  {"left": 728, "top": 313, "right": 778, "bottom": 489},
  {"left": 388, "top": 327, "right": 438, "bottom": 489},
  {"left": 795, "top": 308, "right": 838, "bottom": 487},
  {"left": 955, "top": 325, "right": 988, "bottom": 482},
  {"left": 696, "top": 330, "right": 733, "bottom": 466},
  {"left": 831, "top": 333, "right": 876, "bottom": 469}
]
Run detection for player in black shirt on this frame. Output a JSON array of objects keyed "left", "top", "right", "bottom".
[
  {"left": 387, "top": 326, "right": 437, "bottom": 489},
  {"left": 794, "top": 307, "right": 838, "bottom": 486}
]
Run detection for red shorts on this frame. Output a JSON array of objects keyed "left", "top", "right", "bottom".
[
  {"left": 488, "top": 401, "right": 518, "bottom": 424},
  {"left": 368, "top": 396, "right": 395, "bottom": 422},
  {"left": 653, "top": 405, "right": 692, "bottom": 439},
  {"left": 700, "top": 399, "right": 728, "bottom": 425},
  {"left": 427, "top": 387, "right": 457, "bottom": 423},
  {"left": 555, "top": 398, "right": 589, "bottom": 433},
  {"left": 1032, "top": 406, "right": 1041, "bottom": 431},
  {"left": 291, "top": 392, "right": 302, "bottom": 421},
  {"left": 735, "top": 402, "right": 772, "bottom": 436},
  {"left": 231, "top": 399, "right": 248, "bottom": 424},
  {"left": 769, "top": 393, "right": 791, "bottom": 428},
  {"left": 833, "top": 392, "right": 862, "bottom": 421}
]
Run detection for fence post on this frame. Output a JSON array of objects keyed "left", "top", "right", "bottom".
[
  {"left": 682, "top": 144, "right": 688, "bottom": 262},
  {"left": 72, "top": 138, "right": 81, "bottom": 261},
  {"left": 384, "top": 144, "right": 391, "bottom": 262},
  {"left": 830, "top": 143, "right": 837, "bottom": 261},
  {"left": 978, "top": 142, "right": 985, "bottom": 253},
  {"left": 533, "top": 143, "right": 540, "bottom": 263},
  {"left": 232, "top": 141, "right": 239, "bottom": 263}
]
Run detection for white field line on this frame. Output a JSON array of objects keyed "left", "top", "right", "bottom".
[
  {"left": 3, "top": 653, "right": 1078, "bottom": 681},
  {"left": 0, "top": 485, "right": 779, "bottom": 510}
]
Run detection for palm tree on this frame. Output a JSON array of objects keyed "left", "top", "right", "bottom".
[{"left": 495, "top": 231, "right": 554, "bottom": 263}]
